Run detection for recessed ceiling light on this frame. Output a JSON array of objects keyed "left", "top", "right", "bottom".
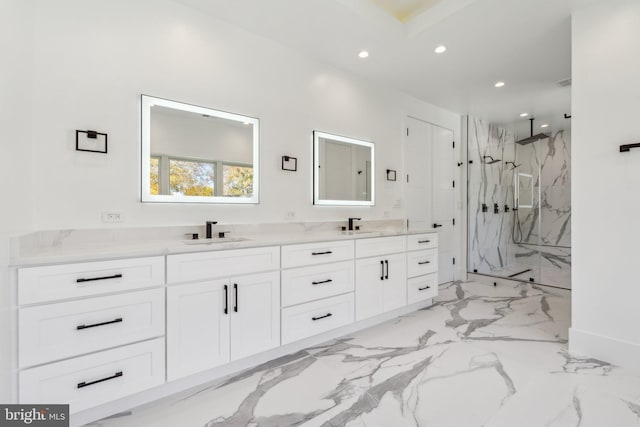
[
  {"left": 434, "top": 45, "right": 447, "bottom": 54},
  {"left": 520, "top": 113, "right": 529, "bottom": 117},
  {"left": 358, "top": 51, "right": 369, "bottom": 59},
  {"left": 494, "top": 81, "right": 505, "bottom": 88},
  {"left": 541, "top": 124, "right": 549, "bottom": 128}
]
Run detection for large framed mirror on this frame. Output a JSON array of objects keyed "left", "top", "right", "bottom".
[
  {"left": 141, "top": 95, "right": 259, "bottom": 203},
  {"left": 313, "top": 131, "right": 375, "bottom": 206}
]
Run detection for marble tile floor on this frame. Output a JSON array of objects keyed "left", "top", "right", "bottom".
[{"left": 89, "top": 281, "right": 640, "bottom": 427}]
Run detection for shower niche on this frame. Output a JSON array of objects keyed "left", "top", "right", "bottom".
[{"left": 466, "top": 116, "right": 572, "bottom": 289}]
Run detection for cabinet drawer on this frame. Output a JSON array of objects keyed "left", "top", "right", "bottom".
[
  {"left": 19, "top": 338, "right": 165, "bottom": 414},
  {"left": 281, "top": 293, "right": 354, "bottom": 344},
  {"left": 407, "top": 233, "right": 438, "bottom": 251},
  {"left": 19, "top": 289, "right": 165, "bottom": 368},
  {"left": 281, "top": 240, "right": 354, "bottom": 269},
  {"left": 18, "top": 257, "right": 165, "bottom": 305},
  {"left": 167, "top": 246, "right": 280, "bottom": 284},
  {"left": 408, "top": 274, "right": 438, "bottom": 304},
  {"left": 355, "top": 236, "right": 406, "bottom": 259},
  {"left": 407, "top": 249, "right": 438, "bottom": 278},
  {"left": 281, "top": 261, "right": 354, "bottom": 307}
]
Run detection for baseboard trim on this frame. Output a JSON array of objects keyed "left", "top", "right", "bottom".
[{"left": 569, "top": 327, "right": 640, "bottom": 373}]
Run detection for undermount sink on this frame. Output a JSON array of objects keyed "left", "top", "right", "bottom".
[
  {"left": 183, "top": 237, "right": 249, "bottom": 245},
  {"left": 340, "top": 230, "right": 377, "bottom": 235}
]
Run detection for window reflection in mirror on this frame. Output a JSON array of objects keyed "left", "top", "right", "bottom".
[
  {"left": 313, "top": 131, "right": 375, "bottom": 206},
  {"left": 141, "top": 95, "right": 259, "bottom": 203}
]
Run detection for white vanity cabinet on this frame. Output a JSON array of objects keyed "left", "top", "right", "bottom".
[
  {"left": 12, "top": 231, "right": 441, "bottom": 419},
  {"left": 280, "top": 240, "right": 356, "bottom": 344},
  {"left": 166, "top": 247, "right": 280, "bottom": 381},
  {"left": 407, "top": 233, "right": 439, "bottom": 304},
  {"left": 355, "top": 236, "right": 408, "bottom": 321},
  {"left": 16, "top": 257, "right": 166, "bottom": 414}
]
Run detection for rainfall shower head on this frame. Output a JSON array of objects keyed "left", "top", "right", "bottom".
[
  {"left": 516, "top": 134, "right": 548, "bottom": 145},
  {"left": 483, "top": 155, "right": 501, "bottom": 164},
  {"left": 516, "top": 118, "right": 548, "bottom": 145}
]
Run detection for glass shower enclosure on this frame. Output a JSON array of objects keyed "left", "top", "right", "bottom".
[{"left": 467, "top": 116, "right": 571, "bottom": 288}]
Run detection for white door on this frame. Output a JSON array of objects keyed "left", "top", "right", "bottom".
[
  {"left": 406, "top": 117, "right": 433, "bottom": 230},
  {"left": 229, "top": 271, "right": 280, "bottom": 361},
  {"left": 405, "top": 117, "right": 456, "bottom": 284},
  {"left": 432, "top": 126, "right": 456, "bottom": 283},
  {"left": 382, "top": 253, "right": 407, "bottom": 312},
  {"left": 166, "top": 279, "right": 230, "bottom": 381},
  {"left": 355, "top": 257, "right": 385, "bottom": 321}
]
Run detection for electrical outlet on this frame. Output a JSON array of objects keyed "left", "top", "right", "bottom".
[{"left": 102, "top": 212, "right": 124, "bottom": 223}]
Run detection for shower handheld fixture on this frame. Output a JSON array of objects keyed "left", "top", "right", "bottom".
[{"left": 482, "top": 155, "right": 501, "bottom": 164}]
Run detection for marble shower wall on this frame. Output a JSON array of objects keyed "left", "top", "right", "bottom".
[
  {"left": 467, "top": 116, "right": 572, "bottom": 289},
  {"left": 467, "top": 117, "right": 517, "bottom": 274}
]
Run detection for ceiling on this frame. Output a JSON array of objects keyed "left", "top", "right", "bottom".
[{"left": 174, "top": 0, "right": 572, "bottom": 131}]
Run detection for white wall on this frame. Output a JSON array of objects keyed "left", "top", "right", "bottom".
[
  {"left": 26, "top": 0, "right": 460, "bottom": 230},
  {"left": 0, "top": 0, "right": 35, "bottom": 403},
  {"left": 570, "top": 0, "right": 640, "bottom": 370}
]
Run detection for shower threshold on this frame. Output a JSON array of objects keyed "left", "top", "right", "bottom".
[{"left": 507, "top": 268, "right": 532, "bottom": 278}]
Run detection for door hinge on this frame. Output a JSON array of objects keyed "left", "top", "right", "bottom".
[
  {"left": 406, "top": 128, "right": 409, "bottom": 136},
  {"left": 453, "top": 218, "right": 455, "bottom": 226},
  {"left": 407, "top": 219, "right": 409, "bottom": 228},
  {"left": 407, "top": 174, "right": 410, "bottom": 183},
  {"left": 453, "top": 257, "right": 456, "bottom": 265}
]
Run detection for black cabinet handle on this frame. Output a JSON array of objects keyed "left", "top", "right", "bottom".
[
  {"left": 76, "top": 274, "right": 122, "bottom": 283},
  {"left": 380, "top": 260, "right": 384, "bottom": 280},
  {"left": 433, "top": 223, "right": 443, "bottom": 228},
  {"left": 77, "top": 318, "right": 123, "bottom": 330},
  {"left": 312, "top": 279, "right": 333, "bottom": 285},
  {"left": 312, "top": 251, "right": 332, "bottom": 256},
  {"left": 77, "top": 371, "right": 123, "bottom": 389},
  {"left": 418, "top": 260, "right": 431, "bottom": 265},
  {"left": 233, "top": 283, "right": 238, "bottom": 313},
  {"left": 312, "top": 313, "right": 333, "bottom": 321},
  {"left": 223, "top": 284, "right": 228, "bottom": 314},
  {"left": 418, "top": 240, "right": 431, "bottom": 244},
  {"left": 385, "top": 260, "right": 389, "bottom": 279},
  {"left": 418, "top": 285, "right": 431, "bottom": 291}
]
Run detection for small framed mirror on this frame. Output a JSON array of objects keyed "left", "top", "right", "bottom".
[
  {"left": 313, "top": 131, "right": 375, "bottom": 206},
  {"left": 141, "top": 95, "right": 259, "bottom": 203},
  {"left": 515, "top": 172, "right": 534, "bottom": 208}
]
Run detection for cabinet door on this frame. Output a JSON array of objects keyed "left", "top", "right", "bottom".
[
  {"left": 230, "top": 271, "right": 280, "bottom": 361},
  {"left": 383, "top": 253, "right": 407, "bottom": 312},
  {"left": 355, "top": 257, "right": 385, "bottom": 321},
  {"left": 167, "top": 280, "right": 230, "bottom": 381}
]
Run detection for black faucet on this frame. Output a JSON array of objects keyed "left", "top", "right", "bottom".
[
  {"left": 348, "top": 217, "right": 362, "bottom": 231},
  {"left": 206, "top": 221, "right": 218, "bottom": 239}
]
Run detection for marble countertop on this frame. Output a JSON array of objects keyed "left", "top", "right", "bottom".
[{"left": 10, "top": 227, "right": 438, "bottom": 267}]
